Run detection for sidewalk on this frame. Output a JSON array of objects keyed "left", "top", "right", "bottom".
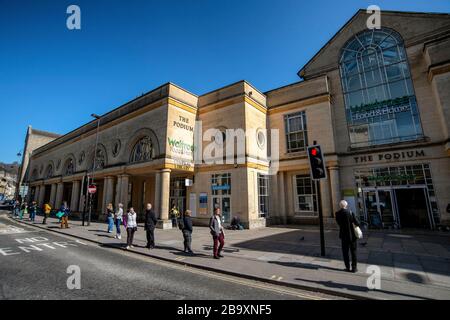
[{"left": 8, "top": 213, "right": 450, "bottom": 300}]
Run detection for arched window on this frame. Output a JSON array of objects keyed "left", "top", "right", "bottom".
[
  {"left": 31, "top": 168, "right": 38, "bottom": 181},
  {"left": 64, "top": 158, "right": 74, "bottom": 176},
  {"left": 93, "top": 148, "right": 106, "bottom": 170},
  {"left": 130, "top": 136, "right": 154, "bottom": 163},
  {"left": 339, "top": 28, "right": 423, "bottom": 147},
  {"left": 45, "top": 165, "right": 54, "bottom": 179}
]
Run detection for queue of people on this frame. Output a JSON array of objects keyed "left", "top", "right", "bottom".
[{"left": 8, "top": 197, "right": 362, "bottom": 271}]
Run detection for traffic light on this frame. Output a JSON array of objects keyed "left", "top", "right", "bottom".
[{"left": 307, "top": 145, "right": 327, "bottom": 180}]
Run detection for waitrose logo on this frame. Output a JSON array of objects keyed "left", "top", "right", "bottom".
[{"left": 168, "top": 138, "right": 195, "bottom": 152}]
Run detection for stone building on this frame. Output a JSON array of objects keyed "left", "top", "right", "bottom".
[
  {"left": 26, "top": 10, "right": 450, "bottom": 229},
  {"left": 16, "top": 126, "right": 61, "bottom": 201}
]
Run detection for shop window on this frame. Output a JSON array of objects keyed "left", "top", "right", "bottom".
[
  {"left": 170, "top": 177, "right": 187, "bottom": 214},
  {"left": 211, "top": 173, "right": 231, "bottom": 196},
  {"left": 258, "top": 174, "right": 269, "bottom": 218},
  {"left": 339, "top": 28, "right": 423, "bottom": 147},
  {"left": 284, "top": 111, "right": 308, "bottom": 153},
  {"left": 293, "top": 175, "right": 317, "bottom": 216}
]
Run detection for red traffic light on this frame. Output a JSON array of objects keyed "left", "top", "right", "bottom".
[{"left": 310, "top": 148, "right": 318, "bottom": 156}]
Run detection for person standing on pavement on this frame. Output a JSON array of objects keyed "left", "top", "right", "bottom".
[
  {"left": 335, "top": 200, "right": 360, "bottom": 273},
  {"left": 29, "top": 201, "right": 37, "bottom": 222},
  {"left": 180, "top": 210, "right": 193, "bottom": 254},
  {"left": 60, "top": 201, "right": 70, "bottom": 229},
  {"left": 106, "top": 203, "right": 114, "bottom": 233},
  {"left": 144, "top": 203, "right": 157, "bottom": 249},
  {"left": 114, "top": 203, "right": 123, "bottom": 240},
  {"left": 209, "top": 207, "right": 225, "bottom": 259},
  {"left": 43, "top": 202, "right": 52, "bottom": 224},
  {"left": 126, "top": 207, "right": 137, "bottom": 249},
  {"left": 13, "top": 200, "right": 20, "bottom": 217},
  {"left": 170, "top": 203, "right": 179, "bottom": 228},
  {"left": 20, "top": 202, "right": 27, "bottom": 220}
]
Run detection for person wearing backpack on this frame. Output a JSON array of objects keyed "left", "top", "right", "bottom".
[
  {"left": 335, "top": 200, "right": 360, "bottom": 273},
  {"left": 144, "top": 203, "right": 157, "bottom": 249},
  {"left": 179, "top": 210, "right": 193, "bottom": 254}
]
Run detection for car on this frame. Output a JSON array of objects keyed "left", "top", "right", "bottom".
[{"left": 0, "top": 200, "right": 15, "bottom": 211}]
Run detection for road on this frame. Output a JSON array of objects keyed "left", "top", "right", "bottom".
[{"left": 0, "top": 214, "right": 334, "bottom": 300}]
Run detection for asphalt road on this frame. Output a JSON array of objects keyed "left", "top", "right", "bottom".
[{"left": 0, "top": 214, "right": 333, "bottom": 300}]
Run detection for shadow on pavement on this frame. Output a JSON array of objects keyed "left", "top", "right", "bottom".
[
  {"left": 295, "top": 278, "right": 429, "bottom": 300},
  {"left": 268, "top": 261, "right": 345, "bottom": 272}
]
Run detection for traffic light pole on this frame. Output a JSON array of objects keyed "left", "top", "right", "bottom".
[{"left": 315, "top": 180, "right": 326, "bottom": 257}]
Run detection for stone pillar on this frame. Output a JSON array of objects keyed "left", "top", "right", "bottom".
[
  {"left": 55, "top": 182, "right": 64, "bottom": 209},
  {"left": 38, "top": 184, "right": 46, "bottom": 207},
  {"left": 268, "top": 174, "right": 278, "bottom": 225},
  {"left": 102, "top": 176, "right": 115, "bottom": 215},
  {"left": 119, "top": 175, "right": 130, "bottom": 212},
  {"left": 154, "top": 172, "right": 161, "bottom": 218},
  {"left": 320, "top": 175, "right": 335, "bottom": 227},
  {"left": 277, "top": 171, "right": 287, "bottom": 224},
  {"left": 157, "top": 169, "right": 172, "bottom": 229},
  {"left": 71, "top": 180, "right": 81, "bottom": 212},
  {"left": 329, "top": 167, "right": 341, "bottom": 215},
  {"left": 50, "top": 183, "right": 57, "bottom": 208},
  {"left": 114, "top": 175, "right": 122, "bottom": 210},
  {"left": 34, "top": 185, "right": 40, "bottom": 202}
]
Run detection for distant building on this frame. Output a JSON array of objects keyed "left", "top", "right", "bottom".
[
  {"left": 24, "top": 10, "right": 450, "bottom": 229},
  {"left": 16, "top": 126, "right": 61, "bottom": 201},
  {"left": 0, "top": 163, "right": 19, "bottom": 199}
]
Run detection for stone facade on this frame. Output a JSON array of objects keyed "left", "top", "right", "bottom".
[{"left": 25, "top": 10, "right": 450, "bottom": 229}]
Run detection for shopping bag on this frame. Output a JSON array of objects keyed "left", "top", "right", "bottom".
[{"left": 56, "top": 211, "right": 65, "bottom": 219}]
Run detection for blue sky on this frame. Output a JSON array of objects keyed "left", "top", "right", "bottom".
[{"left": 0, "top": 0, "right": 449, "bottom": 163}]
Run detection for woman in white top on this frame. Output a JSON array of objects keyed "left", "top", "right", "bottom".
[
  {"left": 114, "top": 203, "right": 124, "bottom": 240},
  {"left": 126, "top": 207, "right": 138, "bottom": 249}
]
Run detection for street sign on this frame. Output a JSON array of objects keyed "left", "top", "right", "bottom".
[
  {"left": 88, "top": 185, "right": 97, "bottom": 194},
  {"left": 307, "top": 145, "right": 327, "bottom": 180}
]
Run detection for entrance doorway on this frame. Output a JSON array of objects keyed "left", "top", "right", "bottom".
[
  {"left": 62, "top": 183, "right": 73, "bottom": 207},
  {"left": 363, "top": 189, "right": 397, "bottom": 228},
  {"left": 362, "top": 187, "right": 432, "bottom": 229},
  {"left": 395, "top": 188, "right": 430, "bottom": 228}
]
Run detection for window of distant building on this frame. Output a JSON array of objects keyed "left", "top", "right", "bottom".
[
  {"left": 284, "top": 111, "right": 308, "bottom": 153},
  {"left": 339, "top": 28, "right": 423, "bottom": 147}
]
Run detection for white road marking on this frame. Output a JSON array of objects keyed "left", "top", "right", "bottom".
[{"left": 0, "top": 222, "right": 33, "bottom": 235}]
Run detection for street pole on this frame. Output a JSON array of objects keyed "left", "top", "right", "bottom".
[
  {"left": 88, "top": 114, "right": 101, "bottom": 226},
  {"left": 316, "top": 179, "right": 326, "bottom": 256}
]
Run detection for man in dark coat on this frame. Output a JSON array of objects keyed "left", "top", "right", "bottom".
[
  {"left": 181, "top": 210, "right": 194, "bottom": 254},
  {"left": 335, "top": 200, "right": 360, "bottom": 273},
  {"left": 144, "top": 203, "right": 158, "bottom": 249}
]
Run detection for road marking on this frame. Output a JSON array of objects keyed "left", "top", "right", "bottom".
[
  {"left": 6, "top": 216, "right": 333, "bottom": 300},
  {"left": 0, "top": 222, "right": 33, "bottom": 235}
]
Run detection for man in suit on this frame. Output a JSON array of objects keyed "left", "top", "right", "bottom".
[
  {"left": 335, "top": 200, "right": 360, "bottom": 273},
  {"left": 144, "top": 203, "right": 158, "bottom": 249},
  {"left": 209, "top": 207, "right": 225, "bottom": 259}
]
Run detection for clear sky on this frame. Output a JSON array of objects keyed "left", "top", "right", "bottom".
[{"left": 0, "top": 0, "right": 449, "bottom": 163}]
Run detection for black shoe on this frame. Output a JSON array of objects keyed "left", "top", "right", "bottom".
[
  {"left": 218, "top": 254, "right": 224, "bottom": 258},
  {"left": 351, "top": 268, "right": 358, "bottom": 273},
  {"left": 213, "top": 256, "right": 220, "bottom": 259},
  {"left": 188, "top": 250, "right": 194, "bottom": 254}
]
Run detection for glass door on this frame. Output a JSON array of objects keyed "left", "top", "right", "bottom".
[
  {"left": 363, "top": 189, "right": 397, "bottom": 228},
  {"left": 212, "top": 196, "right": 231, "bottom": 224}
]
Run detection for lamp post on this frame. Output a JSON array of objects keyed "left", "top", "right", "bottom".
[{"left": 87, "top": 113, "right": 101, "bottom": 226}]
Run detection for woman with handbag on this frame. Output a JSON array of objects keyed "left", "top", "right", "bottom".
[
  {"left": 335, "top": 200, "right": 361, "bottom": 273},
  {"left": 106, "top": 203, "right": 114, "bottom": 233},
  {"left": 126, "top": 207, "right": 137, "bottom": 249},
  {"left": 114, "top": 203, "right": 123, "bottom": 240}
]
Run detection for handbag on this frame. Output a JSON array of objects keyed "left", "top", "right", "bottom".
[
  {"left": 56, "top": 211, "right": 65, "bottom": 219},
  {"left": 351, "top": 211, "right": 363, "bottom": 239}
]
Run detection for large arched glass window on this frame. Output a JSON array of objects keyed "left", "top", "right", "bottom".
[
  {"left": 339, "top": 28, "right": 423, "bottom": 147},
  {"left": 130, "top": 136, "right": 155, "bottom": 163}
]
